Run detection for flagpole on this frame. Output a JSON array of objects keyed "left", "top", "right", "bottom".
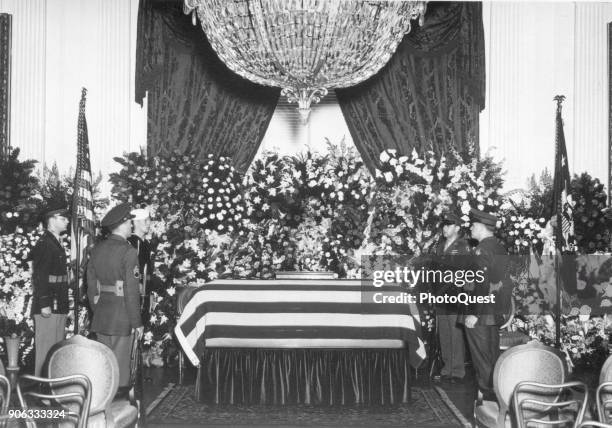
[
  {"left": 553, "top": 95, "right": 566, "bottom": 348},
  {"left": 74, "top": 221, "right": 81, "bottom": 335},
  {"left": 71, "top": 86, "right": 92, "bottom": 336}
]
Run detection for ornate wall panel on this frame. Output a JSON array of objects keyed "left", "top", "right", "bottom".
[
  {"left": 0, "top": 13, "right": 10, "bottom": 159},
  {"left": 609, "top": 22, "right": 612, "bottom": 202}
]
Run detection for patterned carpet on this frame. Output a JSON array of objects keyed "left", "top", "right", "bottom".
[{"left": 145, "top": 383, "right": 470, "bottom": 427}]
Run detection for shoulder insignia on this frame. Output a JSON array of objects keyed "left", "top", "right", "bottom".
[
  {"left": 475, "top": 249, "right": 481, "bottom": 256},
  {"left": 134, "top": 265, "right": 140, "bottom": 279}
]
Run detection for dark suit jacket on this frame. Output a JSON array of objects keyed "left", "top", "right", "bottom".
[
  {"left": 434, "top": 237, "right": 471, "bottom": 315},
  {"left": 127, "top": 234, "right": 154, "bottom": 292},
  {"left": 30, "top": 231, "right": 70, "bottom": 315},
  {"left": 87, "top": 234, "right": 143, "bottom": 336},
  {"left": 461, "top": 236, "right": 512, "bottom": 326}
]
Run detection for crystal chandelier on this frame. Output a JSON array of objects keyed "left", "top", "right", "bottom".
[{"left": 184, "top": 0, "right": 427, "bottom": 123}]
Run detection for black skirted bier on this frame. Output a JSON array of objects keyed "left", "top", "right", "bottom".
[
  {"left": 198, "top": 348, "right": 412, "bottom": 405},
  {"left": 175, "top": 279, "right": 426, "bottom": 405}
]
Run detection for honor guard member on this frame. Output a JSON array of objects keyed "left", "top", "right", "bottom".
[
  {"left": 87, "top": 203, "right": 143, "bottom": 390},
  {"left": 31, "top": 204, "right": 71, "bottom": 376},
  {"left": 127, "top": 208, "right": 153, "bottom": 317},
  {"left": 461, "top": 208, "right": 512, "bottom": 402},
  {"left": 434, "top": 211, "right": 470, "bottom": 384}
]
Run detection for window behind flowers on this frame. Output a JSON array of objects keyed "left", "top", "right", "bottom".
[{"left": 258, "top": 90, "right": 354, "bottom": 156}]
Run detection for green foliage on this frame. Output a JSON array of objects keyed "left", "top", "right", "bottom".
[
  {"left": 525, "top": 170, "right": 610, "bottom": 253},
  {"left": 0, "top": 148, "right": 40, "bottom": 233},
  {"left": 526, "top": 169, "right": 554, "bottom": 219},
  {"left": 571, "top": 172, "right": 609, "bottom": 253},
  {"left": 38, "top": 163, "right": 109, "bottom": 221}
]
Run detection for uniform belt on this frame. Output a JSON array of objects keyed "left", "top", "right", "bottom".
[
  {"left": 97, "top": 280, "right": 124, "bottom": 296},
  {"left": 49, "top": 275, "right": 68, "bottom": 283}
]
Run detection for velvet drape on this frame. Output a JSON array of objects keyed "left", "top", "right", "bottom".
[
  {"left": 196, "top": 348, "right": 412, "bottom": 405},
  {"left": 336, "top": 2, "right": 485, "bottom": 173},
  {"left": 135, "top": 0, "right": 280, "bottom": 172}
]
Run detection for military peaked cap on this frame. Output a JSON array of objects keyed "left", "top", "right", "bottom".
[
  {"left": 101, "top": 203, "right": 134, "bottom": 229},
  {"left": 470, "top": 208, "right": 498, "bottom": 227}
]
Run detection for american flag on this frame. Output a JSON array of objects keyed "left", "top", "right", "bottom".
[
  {"left": 175, "top": 279, "right": 426, "bottom": 370},
  {"left": 552, "top": 95, "right": 575, "bottom": 252},
  {"left": 70, "top": 88, "right": 95, "bottom": 282}
]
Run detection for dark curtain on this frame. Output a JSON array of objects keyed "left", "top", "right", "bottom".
[
  {"left": 135, "top": 0, "right": 280, "bottom": 172},
  {"left": 336, "top": 2, "right": 485, "bottom": 173},
  {"left": 196, "top": 348, "right": 411, "bottom": 405}
]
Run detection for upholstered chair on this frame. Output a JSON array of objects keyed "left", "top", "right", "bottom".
[
  {"left": 513, "top": 381, "right": 588, "bottom": 427},
  {"left": 46, "top": 335, "right": 138, "bottom": 428},
  {"left": 0, "top": 375, "right": 10, "bottom": 428},
  {"left": 17, "top": 374, "right": 91, "bottom": 428},
  {"left": 597, "top": 355, "right": 612, "bottom": 424},
  {"left": 473, "top": 343, "right": 567, "bottom": 428}
]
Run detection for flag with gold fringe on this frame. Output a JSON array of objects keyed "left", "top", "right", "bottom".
[
  {"left": 552, "top": 95, "right": 575, "bottom": 252},
  {"left": 70, "top": 88, "right": 94, "bottom": 332}
]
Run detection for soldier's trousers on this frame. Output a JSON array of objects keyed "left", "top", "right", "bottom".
[
  {"left": 465, "top": 324, "right": 499, "bottom": 398},
  {"left": 438, "top": 314, "right": 465, "bottom": 378},
  {"left": 97, "top": 333, "right": 134, "bottom": 387},
  {"left": 34, "top": 314, "right": 67, "bottom": 376}
]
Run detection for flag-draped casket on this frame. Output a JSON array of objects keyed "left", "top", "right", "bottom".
[{"left": 175, "top": 279, "right": 426, "bottom": 405}]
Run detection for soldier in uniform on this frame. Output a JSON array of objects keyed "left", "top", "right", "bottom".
[
  {"left": 127, "top": 208, "right": 154, "bottom": 318},
  {"left": 31, "top": 205, "right": 71, "bottom": 376},
  {"left": 434, "top": 211, "right": 470, "bottom": 383},
  {"left": 87, "top": 203, "right": 143, "bottom": 391},
  {"left": 461, "top": 208, "right": 512, "bottom": 402}
]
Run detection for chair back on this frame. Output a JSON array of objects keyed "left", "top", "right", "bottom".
[
  {"left": 597, "top": 382, "right": 612, "bottom": 424},
  {"left": 577, "top": 422, "right": 612, "bottom": 428},
  {"left": 493, "top": 343, "right": 566, "bottom": 412},
  {"left": 600, "top": 354, "right": 612, "bottom": 384},
  {"left": 513, "top": 381, "right": 588, "bottom": 428},
  {"left": 0, "top": 375, "right": 10, "bottom": 428},
  {"left": 46, "top": 335, "right": 119, "bottom": 416},
  {"left": 598, "top": 355, "right": 612, "bottom": 423},
  {"left": 17, "top": 374, "right": 91, "bottom": 428}
]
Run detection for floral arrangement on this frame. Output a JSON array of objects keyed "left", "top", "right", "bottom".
[
  {"left": 243, "top": 153, "right": 298, "bottom": 224},
  {"left": 223, "top": 221, "right": 280, "bottom": 279},
  {"left": 0, "top": 229, "right": 43, "bottom": 365},
  {"left": 521, "top": 170, "right": 610, "bottom": 254},
  {"left": 571, "top": 173, "right": 610, "bottom": 253},
  {"left": 142, "top": 285, "right": 180, "bottom": 366},
  {"left": 368, "top": 147, "right": 504, "bottom": 256},
  {"left": 496, "top": 214, "right": 547, "bottom": 255},
  {"left": 111, "top": 152, "right": 245, "bottom": 233},
  {"left": 89, "top": 143, "right": 612, "bottom": 367},
  {"left": 511, "top": 306, "right": 611, "bottom": 370}
]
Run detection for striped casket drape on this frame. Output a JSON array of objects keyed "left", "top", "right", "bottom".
[{"left": 175, "top": 280, "right": 427, "bottom": 369}]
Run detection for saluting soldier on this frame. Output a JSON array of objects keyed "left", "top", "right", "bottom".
[
  {"left": 127, "top": 208, "right": 154, "bottom": 317},
  {"left": 434, "top": 211, "right": 470, "bottom": 384},
  {"left": 460, "top": 208, "right": 512, "bottom": 402},
  {"left": 87, "top": 203, "right": 143, "bottom": 391},
  {"left": 31, "top": 204, "right": 71, "bottom": 376}
]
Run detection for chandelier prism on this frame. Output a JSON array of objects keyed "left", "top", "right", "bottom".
[{"left": 184, "top": 0, "right": 427, "bottom": 123}]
